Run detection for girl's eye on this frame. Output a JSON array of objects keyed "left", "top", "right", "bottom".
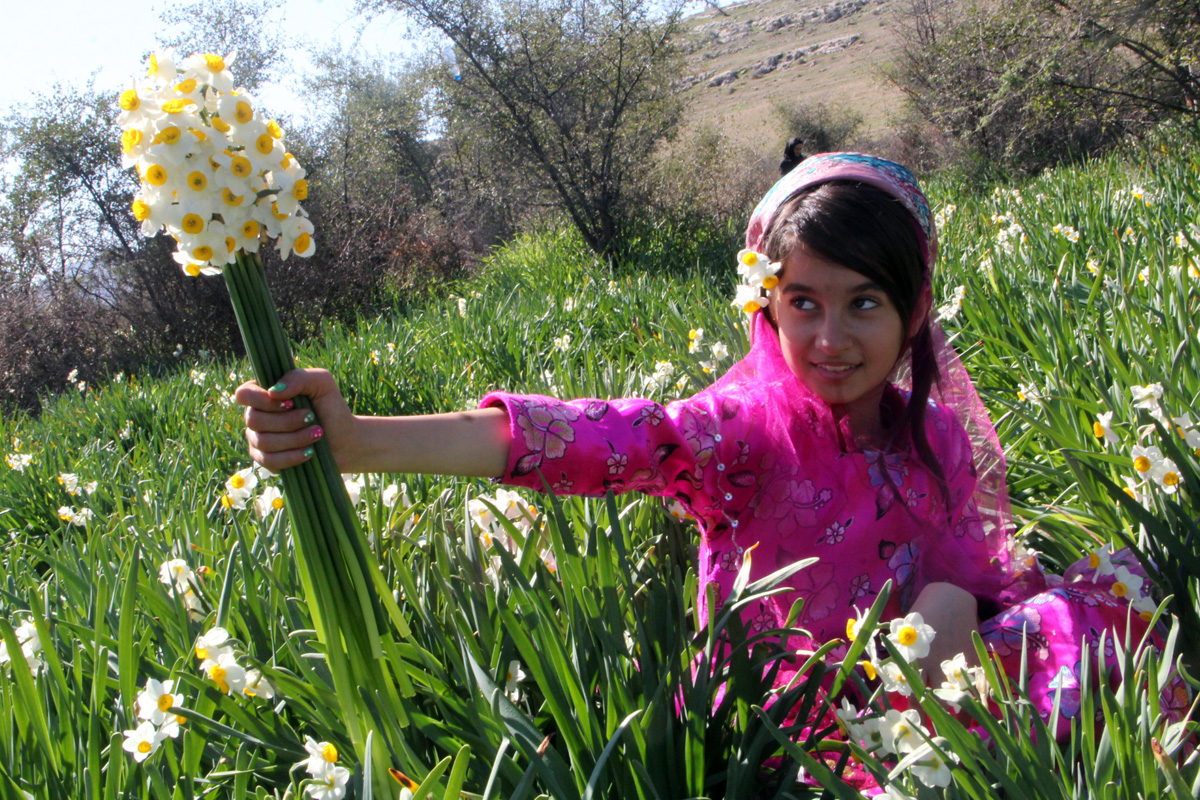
[
  {"left": 791, "top": 297, "right": 817, "bottom": 311},
  {"left": 853, "top": 296, "right": 882, "bottom": 310}
]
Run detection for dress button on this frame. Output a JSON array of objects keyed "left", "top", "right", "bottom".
[
  {"left": 717, "top": 463, "right": 725, "bottom": 471},
  {"left": 731, "top": 519, "right": 739, "bottom": 528},
  {"left": 725, "top": 493, "right": 733, "bottom": 501},
  {"left": 715, "top": 434, "right": 723, "bottom": 442}
]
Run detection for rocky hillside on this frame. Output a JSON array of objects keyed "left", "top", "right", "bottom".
[{"left": 676, "top": 0, "right": 907, "bottom": 158}]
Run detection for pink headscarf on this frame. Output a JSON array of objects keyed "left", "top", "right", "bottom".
[{"left": 734, "top": 152, "right": 1038, "bottom": 601}]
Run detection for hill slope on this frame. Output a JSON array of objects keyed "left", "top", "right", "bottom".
[{"left": 676, "top": 0, "right": 908, "bottom": 157}]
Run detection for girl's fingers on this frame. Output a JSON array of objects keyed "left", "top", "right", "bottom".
[
  {"left": 245, "top": 425, "right": 324, "bottom": 459},
  {"left": 244, "top": 406, "right": 317, "bottom": 434}
]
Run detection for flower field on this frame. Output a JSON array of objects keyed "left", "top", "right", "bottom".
[{"left": 1, "top": 130, "right": 1198, "bottom": 798}]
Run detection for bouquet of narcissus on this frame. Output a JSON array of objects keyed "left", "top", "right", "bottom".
[
  {"left": 119, "top": 52, "right": 415, "bottom": 795},
  {"left": 119, "top": 51, "right": 313, "bottom": 274}
]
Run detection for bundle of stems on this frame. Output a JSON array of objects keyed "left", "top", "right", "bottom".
[{"left": 223, "top": 250, "right": 415, "bottom": 791}]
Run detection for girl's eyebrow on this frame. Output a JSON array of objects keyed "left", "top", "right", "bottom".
[{"left": 780, "top": 280, "right": 884, "bottom": 294}]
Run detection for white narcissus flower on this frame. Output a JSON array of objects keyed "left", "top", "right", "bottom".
[
  {"left": 207, "top": 651, "right": 247, "bottom": 695},
  {"left": 243, "top": 668, "right": 276, "bottom": 700},
  {"left": 505, "top": 660, "right": 527, "bottom": 702},
  {"left": 1111, "top": 565, "right": 1145, "bottom": 602},
  {"left": 194, "top": 626, "right": 233, "bottom": 668},
  {"left": 731, "top": 283, "right": 768, "bottom": 314},
  {"left": 879, "top": 708, "right": 926, "bottom": 756},
  {"left": 303, "top": 736, "right": 341, "bottom": 778},
  {"left": 1130, "top": 383, "right": 1163, "bottom": 409},
  {"left": 1087, "top": 544, "right": 1115, "bottom": 579},
  {"left": 342, "top": 475, "right": 363, "bottom": 507},
  {"left": 59, "top": 473, "right": 79, "bottom": 494},
  {"left": 123, "top": 720, "right": 166, "bottom": 762},
  {"left": 256, "top": 486, "right": 284, "bottom": 518},
  {"left": 735, "top": 249, "right": 781, "bottom": 288},
  {"left": 876, "top": 659, "right": 915, "bottom": 697},
  {"left": 0, "top": 618, "right": 44, "bottom": 673},
  {"left": 710, "top": 341, "right": 729, "bottom": 360},
  {"left": 887, "top": 612, "right": 936, "bottom": 662},
  {"left": 895, "top": 739, "right": 958, "bottom": 788},
  {"left": 382, "top": 483, "right": 402, "bottom": 509},
  {"left": 158, "top": 559, "right": 194, "bottom": 595},
  {"left": 1093, "top": 411, "right": 1119, "bottom": 446},
  {"left": 305, "top": 765, "right": 351, "bottom": 799},
  {"left": 223, "top": 467, "right": 258, "bottom": 510},
  {"left": 136, "top": 678, "right": 180, "bottom": 726}
]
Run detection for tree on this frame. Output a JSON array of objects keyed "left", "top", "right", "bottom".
[
  {"left": 364, "top": 0, "right": 689, "bottom": 256},
  {"left": 157, "top": 0, "right": 289, "bottom": 92},
  {"left": 887, "top": 0, "right": 1195, "bottom": 172}
]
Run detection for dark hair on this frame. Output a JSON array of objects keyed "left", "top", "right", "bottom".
[{"left": 762, "top": 180, "right": 945, "bottom": 494}]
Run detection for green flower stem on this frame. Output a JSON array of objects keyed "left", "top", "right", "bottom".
[{"left": 222, "top": 250, "right": 401, "bottom": 792}]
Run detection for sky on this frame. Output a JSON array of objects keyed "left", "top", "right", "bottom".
[{"left": 3, "top": 0, "right": 425, "bottom": 120}]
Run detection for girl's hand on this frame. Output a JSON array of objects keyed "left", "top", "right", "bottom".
[
  {"left": 909, "top": 581, "right": 980, "bottom": 682},
  {"left": 235, "top": 368, "right": 358, "bottom": 472}
]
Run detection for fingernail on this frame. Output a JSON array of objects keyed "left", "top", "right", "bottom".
[
  {"left": 269, "top": 381, "right": 287, "bottom": 393},
  {"left": 303, "top": 411, "right": 316, "bottom": 424},
  {"left": 303, "top": 447, "right": 315, "bottom": 459},
  {"left": 281, "top": 400, "right": 294, "bottom": 411},
  {"left": 311, "top": 426, "right": 324, "bottom": 441}
]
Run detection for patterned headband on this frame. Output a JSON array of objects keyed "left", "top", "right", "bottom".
[{"left": 744, "top": 152, "right": 938, "bottom": 270}]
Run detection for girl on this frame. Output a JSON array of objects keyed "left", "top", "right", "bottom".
[{"left": 237, "top": 153, "right": 1174, "bottom": 760}]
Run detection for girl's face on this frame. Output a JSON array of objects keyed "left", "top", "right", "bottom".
[{"left": 770, "top": 245, "right": 912, "bottom": 436}]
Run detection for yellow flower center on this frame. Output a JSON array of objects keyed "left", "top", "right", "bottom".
[
  {"left": 157, "top": 126, "right": 181, "bottom": 145},
  {"left": 230, "top": 474, "right": 245, "bottom": 489},
  {"left": 175, "top": 714, "right": 187, "bottom": 725},
  {"left": 212, "top": 116, "right": 231, "bottom": 133},
  {"left": 762, "top": 274, "right": 779, "bottom": 290},
  {"left": 294, "top": 232, "right": 312, "bottom": 253},
  {"left": 157, "top": 694, "right": 174, "bottom": 712},
  {"left": 235, "top": 100, "right": 254, "bottom": 124},
  {"left": 1092, "top": 422, "right": 1105, "bottom": 438},
  {"left": 321, "top": 743, "right": 338, "bottom": 763},
  {"left": 225, "top": 237, "right": 236, "bottom": 254},
  {"left": 1112, "top": 581, "right": 1128, "bottom": 597},
  {"left": 190, "top": 128, "right": 207, "bottom": 142},
  {"left": 203, "top": 54, "right": 225, "bottom": 73},
  {"left": 161, "top": 98, "right": 193, "bottom": 114},
  {"left": 242, "top": 220, "right": 259, "bottom": 239},
  {"left": 147, "top": 54, "right": 159, "bottom": 77},
  {"left": 271, "top": 202, "right": 288, "bottom": 221},
  {"left": 132, "top": 199, "right": 151, "bottom": 221},
  {"left": 1140, "top": 610, "right": 1153, "bottom": 622},
  {"left": 742, "top": 251, "right": 758, "bottom": 266},
  {"left": 272, "top": 497, "right": 284, "bottom": 510},
  {"left": 861, "top": 660, "right": 876, "bottom": 680},
  {"left": 220, "top": 495, "right": 233, "bottom": 508},
  {"left": 121, "top": 128, "right": 142, "bottom": 153},
  {"left": 119, "top": 89, "right": 140, "bottom": 111},
  {"left": 138, "top": 741, "right": 152, "bottom": 754},
  {"left": 255, "top": 134, "right": 274, "bottom": 155},
  {"left": 181, "top": 214, "right": 204, "bottom": 235},
  {"left": 195, "top": 645, "right": 208, "bottom": 661},
  {"left": 281, "top": 153, "right": 293, "bottom": 168},
  {"left": 1163, "top": 471, "right": 1180, "bottom": 487},
  {"left": 209, "top": 665, "right": 229, "bottom": 693},
  {"left": 187, "top": 171, "right": 207, "bottom": 191},
  {"left": 175, "top": 78, "right": 197, "bottom": 93},
  {"left": 144, "top": 164, "right": 168, "bottom": 186},
  {"left": 185, "top": 264, "right": 201, "bottom": 277},
  {"left": 293, "top": 179, "right": 308, "bottom": 200},
  {"left": 192, "top": 245, "right": 213, "bottom": 261},
  {"left": 230, "top": 157, "right": 252, "bottom": 178},
  {"left": 222, "top": 188, "right": 244, "bottom": 207},
  {"left": 1088, "top": 553, "right": 1100, "bottom": 569},
  {"left": 1133, "top": 456, "right": 1151, "bottom": 473},
  {"left": 742, "top": 300, "right": 760, "bottom": 313},
  {"left": 897, "top": 626, "right": 918, "bottom": 646},
  {"left": 267, "top": 119, "right": 283, "bottom": 139},
  {"left": 845, "top": 618, "right": 858, "bottom": 641}
]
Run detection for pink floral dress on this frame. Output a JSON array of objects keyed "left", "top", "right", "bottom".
[{"left": 480, "top": 313, "right": 1189, "bottom": 738}]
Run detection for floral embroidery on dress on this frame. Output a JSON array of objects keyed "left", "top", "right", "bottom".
[
  {"left": 792, "top": 562, "right": 838, "bottom": 624},
  {"left": 605, "top": 444, "right": 628, "bottom": 475},
  {"left": 636, "top": 405, "right": 666, "bottom": 427},
  {"left": 1045, "top": 662, "right": 1082, "bottom": 719},
  {"left": 513, "top": 399, "right": 581, "bottom": 475},
  {"left": 866, "top": 450, "right": 908, "bottom": 488},
  {"left": 848, "top": 574, "right": 873, "bottom": 603},
  {"left": 818, "top": 518, "right": 852, "bottom": 545},
  {"left": 718, "top": 548, "right": 742, "bottom": 573},
  {"left": 678, "top": 407, "right": 717, "bottom": 466},
  {"left": 752, "top": 472, "right": 835, "bottom": 534},
  {"left": 981, "top": 605, "right": 1049, "bottom": 658}
]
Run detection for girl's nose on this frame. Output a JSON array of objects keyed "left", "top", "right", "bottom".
[{"left": 816, "top": 313, "right": 851, "bottom": 352}]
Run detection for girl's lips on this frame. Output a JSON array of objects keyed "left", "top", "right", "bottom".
[{"left": 811, "top": 362, "right": 859, "bottom": 378}]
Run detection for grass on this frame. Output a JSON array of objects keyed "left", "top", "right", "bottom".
[{"left": 0, "top": 128, "right": 1198, "bottom": 798}]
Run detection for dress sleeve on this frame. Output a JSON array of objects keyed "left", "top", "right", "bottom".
[{"left": 479, "top": 392, "right": 724, "bottom": 520}]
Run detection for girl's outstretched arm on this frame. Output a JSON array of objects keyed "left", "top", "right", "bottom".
[{"left": 234, "top": 368, "right": 511, "bottom": 478}]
